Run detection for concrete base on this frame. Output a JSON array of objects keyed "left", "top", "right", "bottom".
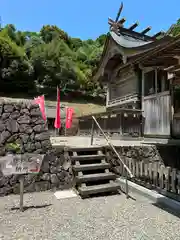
[
  {"left": 117, "top": 177, "right": 180, "bottom": 212},
  {"left": 54, "top": 189, "right": 78, "bottom": 200}
]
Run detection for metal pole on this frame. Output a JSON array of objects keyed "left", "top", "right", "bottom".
[
  {"left": 90, "top": 119, "right": 95, "bottom": 145},
  {"left": 19, "top": 175, "right": 24, "bottom": 212},
  {"left": 65, "top": 107, "right": 67, "bottom": 136},
  {"left": 125, "top": 170, "right": 129, "bottom": 199},
  {"left": 92, "top": 116, "right": 133, "bottom": 178}
]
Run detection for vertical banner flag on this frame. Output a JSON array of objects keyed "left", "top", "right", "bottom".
[
  {"left": 54, "top": 87, "right": 61, "bottom": 129},
  {"left": 66, "top": 107, "right": 74, "bottom": 129},
  {"left": 34, "top": 95, "right": 46, "bottom": 121}
]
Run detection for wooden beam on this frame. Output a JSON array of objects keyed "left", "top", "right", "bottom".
[
  {"left": 117, "top": 18, "right": 126, "bottom": 25},
  {"left": 108, "top": 18, "right": 115, "bottom": 26},
  {"left": 152, "top": 31, "right": 164, "bottom": 38},
  {"left": 164, "top": 65, "right": 180, "bottom": 72},
  {"left": 173, "top": 68, "right": 180, "bottom": 73},
  {"left": 141, "top": 27, "right": 151, "bottom": 35},
  {"left": 155, "top": 54, "right": 180, "bottom": 59},
  {"left": 129, "top": 22, "right": 139, "bottom": 31},
  {"left": 115, "top": 2, "right": 123, "bottom": 22}
]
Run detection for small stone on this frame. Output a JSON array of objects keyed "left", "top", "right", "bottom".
[
  {"left": 20, "top": 108, "right": 30, "bottom": 115},
  {"left": 50, "top": 166, "right": 58, "bottom": 174},
  {"left": 0, "top": 105, "right": 3, "bottom": 116},
  {"left": 33, "top": 124, "right": 46, "bottom": 133},
  {"left": 6, "top": 119, "right": 19, "bottom": 133},
  {"left": 0, "top": 185, "right": 12, "bottom": 196},
  {"left": 1, "top": 113, "right": 10, "bottom": 120},
  {"left": 0, "top": 147, "right": 5, "bottom": 156},
  {"left": 14, "top": 104, "right": 21, "bottom": 111},
  {"left": 0, "top": 131, "right": 11, "bottom": 144},
  {"left": 35, "top": 141, "right": 41, "bottom": 149},
  {"left": 30, "top": 108, "right": 42, "bottom": 117},
  {"left": 31, "top": 117, "right": 44, "bottom": 124},
  {"left": 4, "top": 104, "right": 14, "bottom": 113},
  {"left": 57, "top": 171, "right": 68, "bottom": 181},
  {"left": 41, "top": 173, "right": 51, "bottom": 181},
  {"left": 35, "top": 132, "right": 50, "bottom": 141},
  {"left": 50, "top": 174, "right": 59, "bottom": 184},
  {"left": 0, "top": 120, "right": 5, "bottom": 132},
  {"left": 34, "top": 149, "right": 42, "bottom": 154},
  {"left": 9, "top": 175, "right": 20, "bottom": 186},
  {"left": 24, "top": 142, "right": 36, "bottom": 152},
  {"left": 6, "top": 133, "right": 19, "bottom": 143},
  {"left": 19, "top": 124, "right": 33, "bottom": 134},
  {"left": 17, "top": 115, "right": 31, "bottom": 124},
  {"left": 10, "top": 111, "right": 20, "bottom": 119},
  {"left": 41, "top": 140, "right": 52, "bottom": 150},
  {"left": 20, "top": 134, "right": 29, "bottom": 144},
  {"left": 0, "top": 176, "right": 9, "bottom": 187},
  {"left": 34, "top": 181, "right": 50, "bottom": 192},
  {"left": 30, "top": 132, "right": 35, "bottom": 142}
]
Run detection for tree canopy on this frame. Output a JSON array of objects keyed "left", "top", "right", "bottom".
[
  {"left": 0, "top": 24, "right": 106, "bottom": 100},
  {"left": 0, "top": 20, "right": 179, "bottom": 100}
]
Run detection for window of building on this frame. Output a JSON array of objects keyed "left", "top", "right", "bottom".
[
  {"left": 157, "top": 70, "right": 169, "bottom": 93},
  {"left": 144, "top": 69, "right": 169, "bottom": 96},
  {"left": 144, "top": 70, "right": 155, "bottom": 96}
]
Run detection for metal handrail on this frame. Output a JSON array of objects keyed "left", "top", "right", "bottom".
[{"left": 91, "top": 115, "right": 134, "bottom": 198}]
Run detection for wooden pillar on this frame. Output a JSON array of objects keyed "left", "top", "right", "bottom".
[
  {"left": 169, "top": 76, "right": 174, "bottom": 137},
  {"left": 106, "top": 83, "right": 110, "bottom": 108},
  {"left": 141, "top": 69, "right": 145, "bottom": 136},
  {"left": 119, "top": 112, "right": 123, "bottom": 136}
]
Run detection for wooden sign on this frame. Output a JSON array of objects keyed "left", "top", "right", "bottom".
[{"left": 0, "top": 154, "right": 44, "bottom": 176}]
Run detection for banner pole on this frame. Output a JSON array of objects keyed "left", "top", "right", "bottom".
[{"left": 65, "top": 107, "right": 67, "bottom": 136}]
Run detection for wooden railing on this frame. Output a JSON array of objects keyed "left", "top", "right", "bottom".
[
  {"left": 115, "top": 155, "right": 180, "bottom": 202},
  {"left": 78, "top": 109, "right": 143, "bottom": 138}
]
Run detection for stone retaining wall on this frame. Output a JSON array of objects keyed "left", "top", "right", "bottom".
[
  {"left": 105, "top": 145, "right": 180, "bottom": 175},
  {"left": 0, "top": 100, "right": 74, "bottom": 196}
]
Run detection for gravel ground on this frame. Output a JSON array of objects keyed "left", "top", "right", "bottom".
[{"left": 0, "top": 190, "right": 180, "bottom": 240}]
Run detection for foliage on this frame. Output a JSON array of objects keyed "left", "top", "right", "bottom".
[
  {"left": 0, "top": 24, "right": 106, "bottom": 99},
  {"left": 1, "top": 19, "right": 178, "bottom": 101},
  {"left": 6, "top": 142, "right": 21, "bottom": 153},
  {"left": 167, "top": 19, "right": 180, "bottom": 37}
]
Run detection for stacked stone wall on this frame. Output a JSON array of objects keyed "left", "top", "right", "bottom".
[{"left": 0, "top": 101, "right": 73, "bottom": 196}]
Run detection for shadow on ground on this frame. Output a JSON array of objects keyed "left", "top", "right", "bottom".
[
  {"left": 152, "top": 199, "right": 180, "bottom": 219},
  {"left": 11, "top": 203, "right": 52, "bottom": 212}
]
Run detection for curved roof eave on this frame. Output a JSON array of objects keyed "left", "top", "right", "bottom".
[{"left": 110, "top": 31, "right": 173, "bottom": 51}]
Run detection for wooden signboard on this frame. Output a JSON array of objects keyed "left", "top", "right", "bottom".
[
  {"left": 0, "top": 154, "right": 44, "bottom": 211},
  {"left": 0, "top": 154, "right": 44, "bottom": 176}
]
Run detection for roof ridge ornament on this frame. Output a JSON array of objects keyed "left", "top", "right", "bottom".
[
  {"left": 108, "top": 2, "right": 164, "bottom": 40},
  {"left": 115, "top": 2, "right": 123, "bottom": 22}
]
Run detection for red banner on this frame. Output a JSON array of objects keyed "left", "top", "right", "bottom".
[
  {"left": 65, "top": 107, "right": 74, "bottom": 129},
  {"left": 34, "top": 95, "right": 46, "bottom": 121},
  {"left": 54, "top": 87, "right": 61, "bottom": 129}
]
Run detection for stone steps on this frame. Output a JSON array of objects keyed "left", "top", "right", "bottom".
[
  {"left": 76, "top": 172, "right": 116, "bottom": 183},
  {"left": 73, "top": 162, "right": 110, "bottom": 171},
  {"left": 71, "top": 146, "right": 120, "bottom": 198},
  {"left": 78, "top": 182, "right": 120, "bottom": 196},
  {"left": 71, "top": 154, "right": 105, "bottom": 162}
]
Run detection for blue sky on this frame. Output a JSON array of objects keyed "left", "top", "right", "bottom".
[{"left": 1, "top": 0, "right": 180, "bottom": 40}]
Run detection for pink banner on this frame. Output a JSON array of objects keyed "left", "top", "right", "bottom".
[
  {"left": 65, "top": 107, "right": 74, "bottom": 129},
  {"left": 54, "top": 87, "right": 61, "bottom": 129},
  {"left": 34, "top": 95, "right": 46, "bottom": 121}
]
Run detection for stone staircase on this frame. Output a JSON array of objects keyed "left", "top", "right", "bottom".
[{"left": 70, "top": 146, "right": 120, "bottom": 197}]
